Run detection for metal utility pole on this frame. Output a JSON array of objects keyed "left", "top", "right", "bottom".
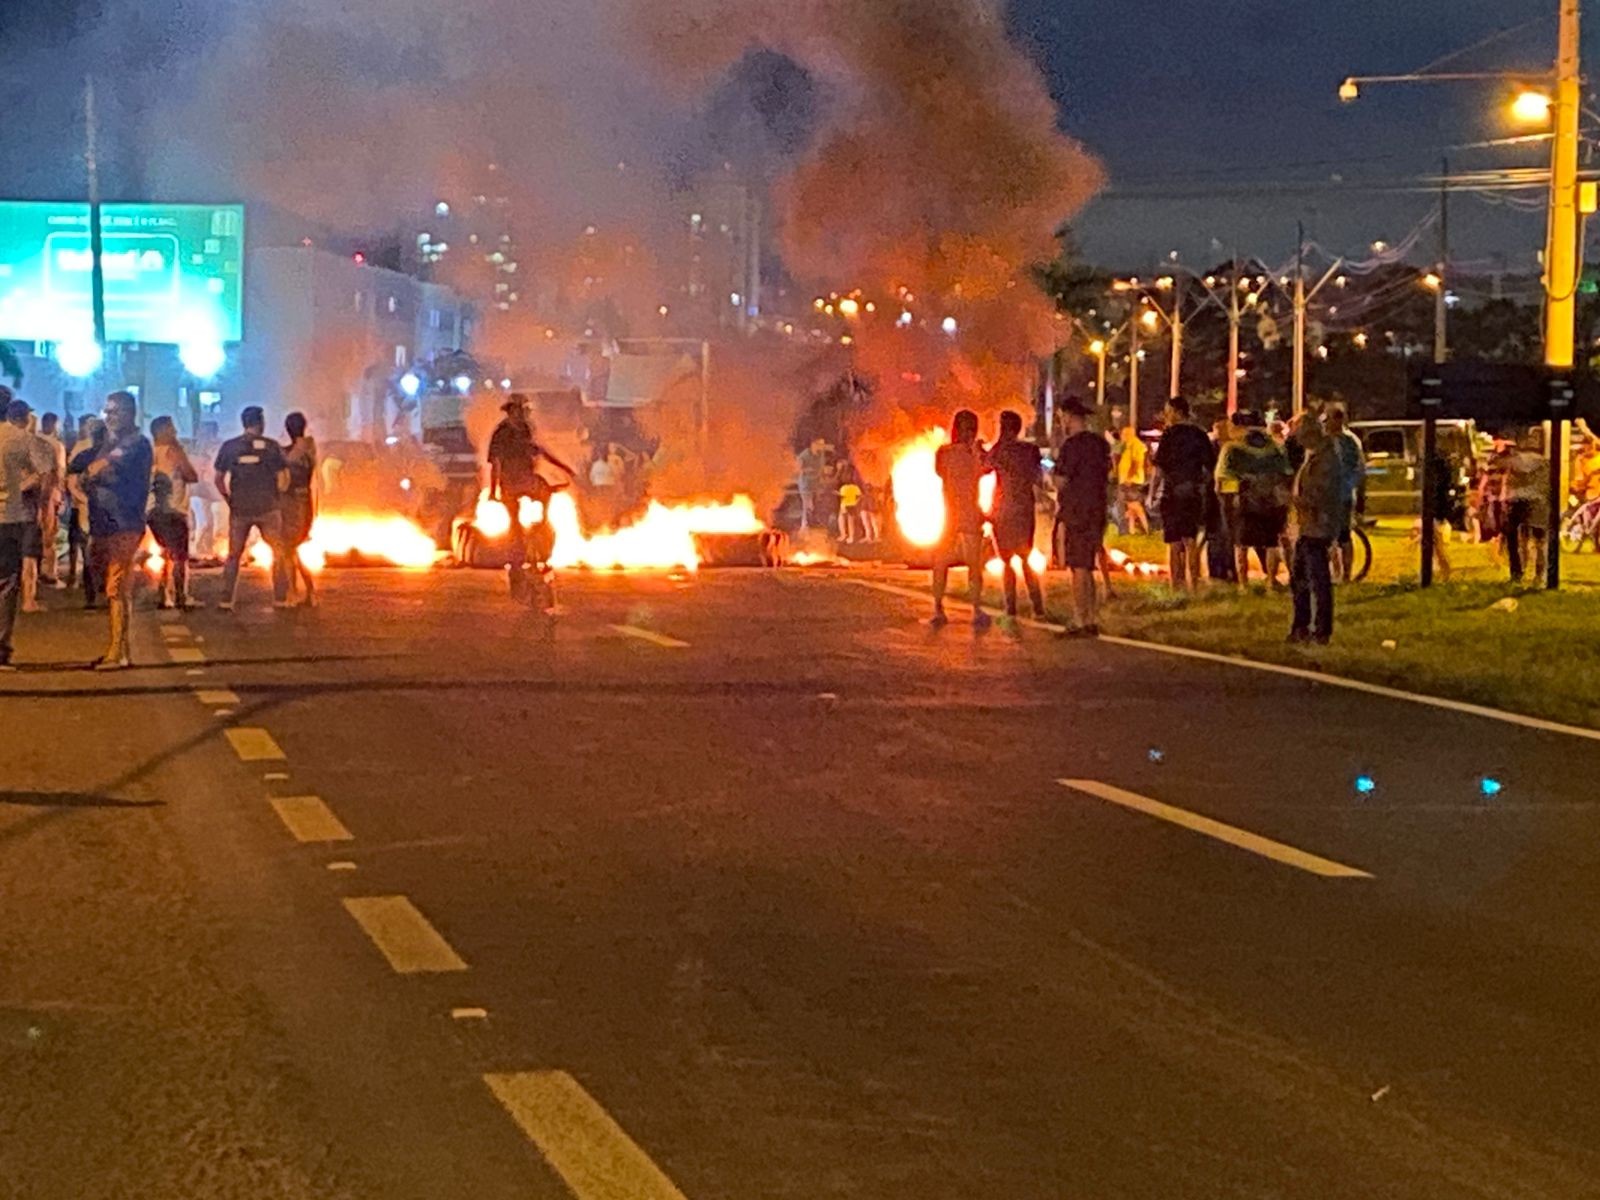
[
  {"left": 1291, "top": 224, "right": 1343, "bottom": 416},
  {"left": 1292, "top": 228, "right": 1306, "bottom": 415},
  {"left": 1544, "top": 0, "right": 1580, "bottom": 590},
  {"left": 1435, "top": 157, "right": 1450, "bottom": 364},
  {"left": 1168, "top": 280, "right": 1184, "bottom": 399},
  {"left": 1421, "top": 161, "right": 1450, "bottom": 589},
  {"left": 1226, "top": 259, "right": 1241, "bottom": 416},
  {"left": 84, "top": 76, "right": 108, "bottom": 350},
  {"left": 1544, "top": 0, "right": 1581, "bottom": 371},
  {"left": 1127, "top": 315, "right": 1140, "bottom": 434}
]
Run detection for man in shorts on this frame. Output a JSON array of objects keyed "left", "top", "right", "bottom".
[
  {"left": 985, "top": 409, "right": 1045, "bottom": 619},
  {"left": 1150, "top": 396, "right": 1214, "bottom": 592},
  {"left": 931, "top": 409, "right": 989, "bottom": 629},
  {"left": 1052, "top": 397, "right": 1111, "bottom": 637}
]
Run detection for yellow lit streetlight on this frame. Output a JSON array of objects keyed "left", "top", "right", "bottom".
[
  {"left": 1421, "top": 271, "right": 1443, "bottom": 291},
  {"left": 1339, "top": 77, "right": 1360, "bottom": 102},
  {"left": 1139, "top": 308, "right": 1160, "bottom": 331},
  {"left": 1088, "top": 338, "right": 1107, "bottom": 409},
  {"left": 1511, "top": 88, "right": 1554, "bottom": 125},
  {"left": 838, "top": 297, "right": 861, "bottom": 317},
  {"left": 1088, "top": 338, "right": 1105, "bottom": 355}
]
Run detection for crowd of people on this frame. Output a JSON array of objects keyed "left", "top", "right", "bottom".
[
  {"left": 0, "top": 388, "right": 321, "bottom": 671},
  {"left": 795, "top": 437, "right": 884, "bottom": 545},
  {"left": 922, "top": 397, "right": 1374, "bottom": 642}
]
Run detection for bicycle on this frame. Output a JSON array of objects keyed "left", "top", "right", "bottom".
[{"left": 1560, "top": 497, "right": 1600, "bottom": 553}]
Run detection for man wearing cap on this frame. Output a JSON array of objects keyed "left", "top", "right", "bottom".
[
  {"left": 488, "top": 395, "right": 575, "bottom": 582},
  {"left": 1051, "top": 396, "right": 1111, "bottom": 637},
  {"left": 70, "top": 391, "right": 153, "bottom": 668},
  {"left": 0, "top": 392, "right": 56, "bottom": 669},
  {"left": 214, "top": 406, "right": 290, "bottom": 611}
]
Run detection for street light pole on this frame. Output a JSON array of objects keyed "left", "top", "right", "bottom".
[
  {"left": 84, "top": 76, "right": 108, "bottom": 352},
  {"left": 1168, "top": 282, "right": 1184, "bottom": 400},
  {"left": 1292, "top": 226, "right": 1306, "bottom": 415},
  {"left": 1544, "top": 0, "right": 1580, "bottom": 590},
  {"left": 1435, "top": 157, "right": 1450, "bottom": 364},
  {"left": 1543, "top": 0, "right": 1581, "bottom": 371},
  {"left": 1127, "top": 315, "right": 1140, "bottom": 434},
  {"left": 1227, "top": 259, "right": 1241, "bottom": 416}
]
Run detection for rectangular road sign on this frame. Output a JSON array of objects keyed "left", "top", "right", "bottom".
[{"left": 0, "top": 201, "right": 244, "bottom": 345}]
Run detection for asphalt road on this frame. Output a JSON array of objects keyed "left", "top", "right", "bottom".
[{"left": 5, "top": 563, "right": 1600, "bottom": 1198}]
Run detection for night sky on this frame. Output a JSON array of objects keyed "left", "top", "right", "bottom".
[
  {"left": 0, "top": 0, "right": 1574, "bottom": 273},
  {"left": 1011, "top": 0, "right": 1568, "bottom": 271}
]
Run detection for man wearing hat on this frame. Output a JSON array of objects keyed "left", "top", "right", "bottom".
[
  {"left": 1051, "top": 396, "right": 1111, "bottom": 637},
  {"left": 0, "top": 392, "right": 55, "bottom": 668},
  {"left": 486, "top": 394, "right": 576, "bottom": 580}
]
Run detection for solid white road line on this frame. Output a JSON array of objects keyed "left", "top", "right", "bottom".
[
  {"left": 224, "top": 727, "right": 286, "bottom": 762},
  {"left": 1058, "top": 779, "right": 1372, "bottom": 879},
  {"left": 269, "top": 795, "right": 353, "bottom": 843},
  {"left": 484, "top": 1071, "right": 689, "bottom": 1200},
  {"left": 341, "top": 896, "right": 468, "bottom": 974},
  {"left": 850, "top": 577, "right": 1600, "bottom": 743},
  {"left": 195, "top": 689, "right": 240, "bottom": 706},
  {"left": 610, "top": 624, "right": 690, "bottom": 649}
]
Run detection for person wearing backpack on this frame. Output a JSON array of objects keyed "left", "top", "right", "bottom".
[{"left": 1215, "top": 410, "right": 1293, "bottom": 586}]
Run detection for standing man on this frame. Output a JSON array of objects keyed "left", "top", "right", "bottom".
[
  {"left": 1216, "top": 411, "right": 1293, "bottom": 586},
  {"left": 148, "top": 416, "right": 201, "bottom": 610},
  {"left": 1501, "top": 428, "right": 1550, "bottom": 584},
  {"left": 1287, "top": 418, "right": 1343, "bottom": 644},
  {"left": 214, "top": 406, "right": 290, "bottom": 611},
  {"left": 795, "top": 437, "right": 833, "bottom": 534},
  {"left": 930, "top": 409, "right": 989, "bottom": 629},
  {"left": 1150, "top": 397, "right": 1214, "bottom": 592},
  {"left": 985, "top": 409, "right": 1046, "bottom": 619},
  {"left": 1323, "top": 404, "right": 1366, "bottom": 582},
  {"left": 487, "top": 395, "right": 575, "bottom": 582},
  {"left": 0, "top": 395, "right": 55, "bottom": 669},
  {"left": 1052, "top": 397, "right": 1112, "bottom": 637},
  {"left": 70, "top": 391, "right": 152, "bottom": 669}
]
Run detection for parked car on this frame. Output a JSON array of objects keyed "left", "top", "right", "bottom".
[{"left": 1348, "top": 419, "right": 1485, "bottom": 517}]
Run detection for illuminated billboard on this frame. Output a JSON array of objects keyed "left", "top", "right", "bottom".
[{"left": 0, "top": 202, "right": 244, "bottom": 346}]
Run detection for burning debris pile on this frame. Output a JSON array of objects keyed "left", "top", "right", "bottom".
[{"left": 467, "top": 490, "right": 765, "bottom": 571}]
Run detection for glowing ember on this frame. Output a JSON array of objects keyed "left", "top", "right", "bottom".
[{"left": 470, "top": 488, "right": 763, "bottom": 571}]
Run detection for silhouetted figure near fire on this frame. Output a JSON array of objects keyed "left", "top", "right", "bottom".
[{"left": 931, "top": 409, "right": 989, "bottom": 629}]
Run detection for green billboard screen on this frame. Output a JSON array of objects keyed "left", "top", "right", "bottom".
[{"left": 0, "top": 201, "right": 244, "bottom": 346}]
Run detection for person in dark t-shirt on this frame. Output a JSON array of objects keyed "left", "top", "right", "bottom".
[
  {"left": 1051, "top": 397, "right": 1111, "bottom": 637},
  {"left": 487, "top": 395, "right": 575, "bottom": 574},
  {"left": 214, "top": 405, "right": 289, "bottom": 610},
  {"left": 1151, "top": 396, "right": 1215, "bottom": 591},
  {"left": 985, "top": 409, "right": 1045, "bottom": 619}
]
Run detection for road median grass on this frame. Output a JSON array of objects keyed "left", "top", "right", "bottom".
[{"left": 1065, "top": 577, "right": 1600, "bottom": 732}]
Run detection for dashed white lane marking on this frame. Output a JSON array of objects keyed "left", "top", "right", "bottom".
[
  {"left": 161, "top": 626, "right": 190, "bottom": 640},
  {"left": 850, "top": 578, "right": 1600, "bottom": 743},
  {"left": 269, "top": 795, "right": 353, "bottom": 843},
  {"left": 484, "top": 1071, "right": 689, "bottom": 1200},
  {"left": 342, "top": 896, "right": 468, "bottom": 974},
  {"left": 167, "top": 646, "right": 206, "bottom": 664},
  {"left": 225, "top": 727, "right": 285, "bottom": 762},
  {"left": 263, "top": 771, "right": 290, "bottom": 782},
  {"left": 213, "top": 709, "right": 235, "bottom": 719},
  {"left": 326, "top": 861, "right": 358, "bottom": 872},
  {"left": 184, "top": 668, "right": 206, "bottom": 677},
  {"left": 451, "top": 1007, "right": 488, "bottom": 1021},
  {"left": 195, "top": 689, "right": 239, "bottom": 706},
  {"left": 1058, "top": 779, "right": 1373, "bottom": 880},
  {"left": 610, "top": 624, "right": 690, "bottom": 649}
]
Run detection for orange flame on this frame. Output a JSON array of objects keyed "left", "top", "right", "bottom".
[{"left": 470, "top": 489, "right": 763, "bottom": 570}]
